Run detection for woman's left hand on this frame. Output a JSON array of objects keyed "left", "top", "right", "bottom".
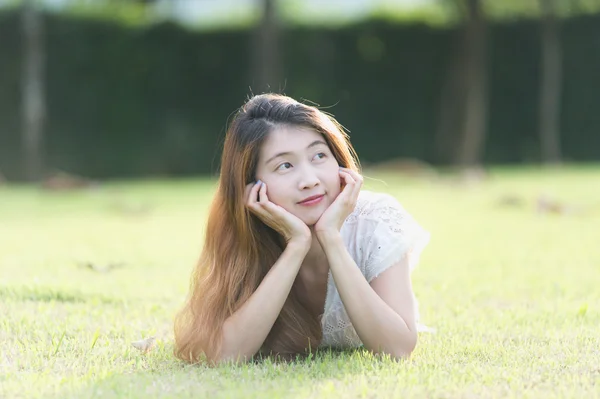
[{"left": 314, "top": 167, "right": 363, "bottom": 238}]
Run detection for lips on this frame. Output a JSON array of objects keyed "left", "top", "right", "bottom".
[{"left": 298, "top": 194, "right": 325, "bottom": 204}]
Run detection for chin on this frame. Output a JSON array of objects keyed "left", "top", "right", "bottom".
[
  {"left": 303, "top": 218, "right": 319, "bottom": 227},
  {"left": 298, "top": 211, "right": 323, "bottom": 226}
]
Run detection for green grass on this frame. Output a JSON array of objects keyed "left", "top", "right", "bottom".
[{"left": 1, "top": 165, "right": 599, "bottom": 398}]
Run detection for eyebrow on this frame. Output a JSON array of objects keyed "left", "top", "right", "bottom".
[{"left": 265, "top": 140, "right": 328, "bottom": 164}]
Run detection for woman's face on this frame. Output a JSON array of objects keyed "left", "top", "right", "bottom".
[{"left": 255, "top": 125, "right": 342, "bottom": 226}]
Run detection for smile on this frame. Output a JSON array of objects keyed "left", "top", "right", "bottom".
[{"left": 298, "top": 194, "right": 325, "bottom": 206}]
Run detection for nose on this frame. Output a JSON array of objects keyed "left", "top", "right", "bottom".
[{"left": 297, "top": 166, "right": 320, "bottom": 190}]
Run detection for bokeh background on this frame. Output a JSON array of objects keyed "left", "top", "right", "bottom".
[
  {"left": 2, "top": 3, "right": 600, "bottom": 398},
  {"left": 2, "top": 0, "right": 599, "bottom": 183}
]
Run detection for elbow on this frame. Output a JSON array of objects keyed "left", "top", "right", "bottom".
[
  {"left": 394, "top": 330, "right": 418, "bottom": 359},
  {"left": 206, "top": 340, "right": 255, "bottom": 366},
  {"left": 372, "top": 332, "right": 418, "bottom": 361},
  {"left": 377, "top": 345, "right": 416, "bottom": 361},
  {"left": 210, "top": 325, "right": 256, "bottom": 366},
  {"left": 206, "top": 335, "right": 256, "bottom": 366},
  {"left": 394, "top": 340, "right": 417, "bottom": 360}
]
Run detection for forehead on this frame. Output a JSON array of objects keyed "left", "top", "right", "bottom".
[{"left": 261, "top": 125, "right": 324, "bottom": 154}]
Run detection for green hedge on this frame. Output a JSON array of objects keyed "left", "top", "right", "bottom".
[{"left": 1, "top": 11, "right": 599, "bottom": 180}]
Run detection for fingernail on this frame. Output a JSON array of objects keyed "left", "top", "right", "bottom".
[{"left": 257, "top": 179, "right": 262, "bottom": 185}]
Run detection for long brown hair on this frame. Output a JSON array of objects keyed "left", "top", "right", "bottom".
[{"left": 173, "top": 93, "right": 360, "bottom": 363}]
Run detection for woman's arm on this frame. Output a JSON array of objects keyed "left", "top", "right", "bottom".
[
  {"left": 212, "top": 181, "right": 312, "bottom": 364},
  {"left": 215, "top": 239, "right": 309, "bottom": 365},
  {"left": 313, "top": 168, "right": 417, "bottom": 358},
  {"left": 317, "top": 231, "right": 418, "bottom": 359}
]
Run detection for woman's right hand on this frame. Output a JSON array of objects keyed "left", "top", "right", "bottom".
[{"left": 245, "top": 181, "right": 311, "bottom": 247}]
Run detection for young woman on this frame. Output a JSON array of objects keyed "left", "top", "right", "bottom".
[{"left": 174, "top": 93, "right": 430, "bottom": 365}]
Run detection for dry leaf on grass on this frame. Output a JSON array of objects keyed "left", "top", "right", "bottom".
[
  {"left": 78, "top": 261, "right": 125, "bottom": 273},
  {"left": 496, "top": 194, "right": 526, "bottom": 208},
  {"left": 40, "top": 171, "right": 96, "bottom": 191},
  {"left": 131, "top": 336, "right": 156, "bottom": 354},
  {"left": 107, "top": 201, "right": 154, "bottom": 217},
  {"left": 536, "top": 194, "right": 581, "bottom": 215}
]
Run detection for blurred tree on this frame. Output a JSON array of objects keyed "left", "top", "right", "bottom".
[
  {"left": 538, "top": 0, "right": 562, "bottom": 164},
  {"left": 435, "top": 0, "right": 488, "bottom": 166},
  {"left": 456, "top": 0, "right": 488, "bottom": 167},
  {"left": 252, "top": 0, "right": 282, "bottom": 94},
  {"left": 434, "top": 42, "right": 461, "bottom": 163},
  {"left": 21, "top": 0, "right": 46, "bottom": 181}
]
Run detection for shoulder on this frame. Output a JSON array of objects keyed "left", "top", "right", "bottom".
[
  {"left": 341, "top": 190, "right": 430, "bottom": 280},
  {"left": 341, "top": 189, "right": 419, "bottom": 254},
  {"left": 345, "top": 190, "right": 407, "bottom": 226}
]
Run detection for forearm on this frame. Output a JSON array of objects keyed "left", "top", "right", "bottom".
[
  {"left": 217, "top": 241, "right": 309, "bottom": 364},
  {"left": 318, "top": 232, "right": 416, "bottom": 358}
]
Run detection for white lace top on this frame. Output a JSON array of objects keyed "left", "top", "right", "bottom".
[{"left": 318, "top": 190, "right": 430, "bottom": 348}]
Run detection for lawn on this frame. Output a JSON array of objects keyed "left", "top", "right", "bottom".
[{"left": 1, "top": 165, "right": 599, "bottom": 398}]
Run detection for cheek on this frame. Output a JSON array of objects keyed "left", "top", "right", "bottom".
[
  {"left": 325, "top": 166, "right": 342, "bottom": 195},
  {"left": 262, "top": 178, "right": 289, "bottom": 206}
]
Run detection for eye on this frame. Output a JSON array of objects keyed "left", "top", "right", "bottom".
[
  {"left": 276, "top": 162, "right": 292, "bottom": 171},
  {"left": 313, "top": 152, "right": 326, "bottom": 161}
]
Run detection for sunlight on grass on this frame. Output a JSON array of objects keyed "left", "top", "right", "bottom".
[{"left": 1, "top": 165, "right": 599, "bottom": 398}]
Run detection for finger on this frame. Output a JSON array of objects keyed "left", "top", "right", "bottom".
[
  {"left": 339, "top": 170, "right": 356, "bottom": 192},
  {"left": 258, "top": 181, "right": 270, "bottom": 205},
  {"left": 352, "top": 178, "right": 362, "bottom": 200},
  {"left": 257, "top": 183, "right": 282, "bottom": 222},
  {"left": 341, "top": 168, "right": 364, "bottom": 186},
  {"left": 342, "top": 169, "right": 363, "bottom": 199},
  {"left": 262, "top": 200, "right": 283, "bottom": 218},
  {"left": 338, "top": 171, "right": 357, "bottom": 205},
  {"left": 246, "top": 181, "right": 262, "bottom": 207}
]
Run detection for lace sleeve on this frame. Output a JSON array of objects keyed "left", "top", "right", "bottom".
[{"left": 360, "top": 194, "right": 430, "bottom": 282}]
